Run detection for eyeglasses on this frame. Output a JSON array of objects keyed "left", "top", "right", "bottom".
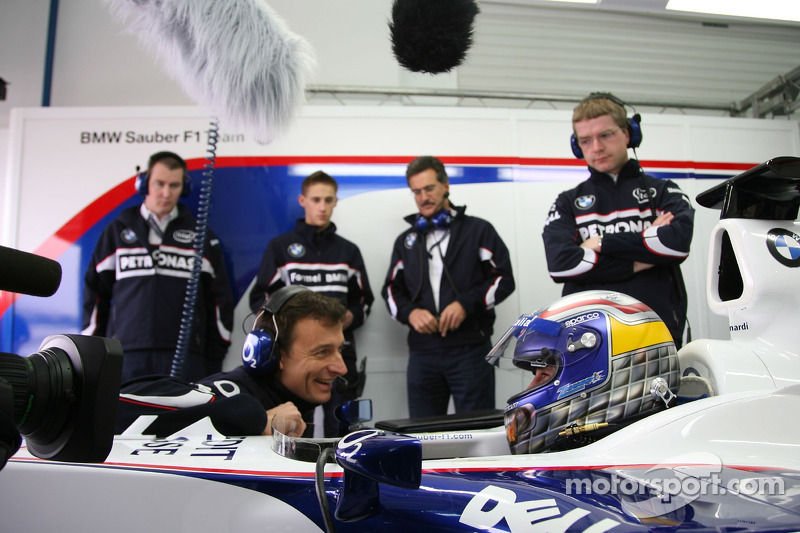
[
  {"left": 410, "top": 184, "right": 439, "bottom": 197},
  {"left": 576, "top": 128, "right": 622, "bottom": 149}
]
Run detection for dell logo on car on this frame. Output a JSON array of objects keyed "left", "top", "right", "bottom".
[{"left": 460, "top": 485, "right": 619, "bottom": 532}]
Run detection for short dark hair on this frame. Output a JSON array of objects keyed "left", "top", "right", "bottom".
[
  {"left": 148, "top": 151, "right": 187, "bottom": 176},
  {"left": 255, "top": 290, "right": 346, "bottom": 354},
  {"left": 406, "top": 155, "right": 448, "bottom": 186},
  {"left": 302, "top": 170, "right": 338, "bottom": 195}
]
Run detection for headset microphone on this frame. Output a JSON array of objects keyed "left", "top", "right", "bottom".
[{"left": 334, "top": 375, "right": 351, "bottom": 394}]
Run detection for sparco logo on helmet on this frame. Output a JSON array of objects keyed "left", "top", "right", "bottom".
[{"left": 564, "top": 312, "right": 600, "bottom": 328}]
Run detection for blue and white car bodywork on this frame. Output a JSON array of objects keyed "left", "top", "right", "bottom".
[{"left": 3, "top": 157, "right": 800, "bottom": 532}]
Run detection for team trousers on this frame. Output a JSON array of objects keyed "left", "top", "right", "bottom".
[{"left": 407, "top": 340, "right": 495, "bottom": 418}]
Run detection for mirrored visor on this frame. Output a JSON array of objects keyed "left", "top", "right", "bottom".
[{"left": 486, "top": 314, "right": 562, "bottom": 366}]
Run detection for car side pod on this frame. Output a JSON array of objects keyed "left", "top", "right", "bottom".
[
  {"left": 333, "top": 429, "right": 422, "bottom": 522},
  {"left": 681, "top": 156, "right": 800, "bottom": 396}
]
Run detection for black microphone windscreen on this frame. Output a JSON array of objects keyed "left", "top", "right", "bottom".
[
  {"left": 389, "top": 0, "right": 480, "bottom": 74},
  {"left": 0, "top": 245, "right": 62, "bottom": 297}
]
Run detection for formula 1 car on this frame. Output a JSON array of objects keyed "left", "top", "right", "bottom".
[{"left": 2, "top": 157, "right": 800, "bottom": 532}]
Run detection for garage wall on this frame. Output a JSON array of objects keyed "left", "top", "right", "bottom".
[
  {"left": 3, "top": 0, "right": 800, "bottom": 129},
  {"left": 4, "top": 105, "right": 798, "bottom": 422}
]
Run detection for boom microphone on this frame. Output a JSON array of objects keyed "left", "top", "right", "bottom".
[
  {"left": 389, "top": 0, "right": 480, "bottom": 74},
  {"left": 104, "top": 0, "right": 316, "bottom": 144},
  {"left": 0, "top": 246, "right": 62, "bottom": 297}
]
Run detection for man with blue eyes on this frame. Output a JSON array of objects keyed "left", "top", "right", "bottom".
[{"left": 542, "top": 93, "right": 694, "bottom": 347}]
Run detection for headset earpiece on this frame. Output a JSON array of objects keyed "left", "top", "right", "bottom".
[
  {"left": 570, "top": 134, "right": 584, "bottom": 159},
  {"left": 242, "top": 285, "right": 311, "bottom": 375},
  {"left": 135, "top": 170, "right": 149, "bottom": 196},
  {"left": 628, "top": 112, "right": 643, "bottom": 149},
  {"left": 242, "top": 327, "right": 276, "bottom": 374},
  {"left": 415, "top": 209, "right": 452, "bottom": 233},
  {"left": 570, "top": 93, "right": 643, "bottom": 159}
]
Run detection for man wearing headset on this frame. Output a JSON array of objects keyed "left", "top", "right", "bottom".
[
  {"left": 382, "top": 156, "right": 516, "bottom": 418},
  {"left": 82, "top": 151, "right": 234, "bottom": 382},
  {"left": 542, "top": 93, "right": 694, "bottom": 347},
  {"left": 115, "top": 287, "right": 347, "bottom": 438}
]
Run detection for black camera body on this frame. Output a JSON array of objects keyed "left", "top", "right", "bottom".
[{"left": 0, "top": 334, "right": 123, "bottom": 469}]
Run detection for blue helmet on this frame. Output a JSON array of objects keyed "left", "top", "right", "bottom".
[{"left": 486, "top": 290, "right": 679, "bottom": 454}]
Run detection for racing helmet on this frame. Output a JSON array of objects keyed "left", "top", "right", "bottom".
[{"left": 487, "top": 290, "right": 679, "bottom": 454}]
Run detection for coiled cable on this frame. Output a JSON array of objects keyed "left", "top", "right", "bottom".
[{"left": 171, "top": 119, "right": 219, "bottom": 379}]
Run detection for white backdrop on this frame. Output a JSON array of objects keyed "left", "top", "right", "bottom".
[{"left": 4, "top": 105, "right": 799, "bottom": 422}]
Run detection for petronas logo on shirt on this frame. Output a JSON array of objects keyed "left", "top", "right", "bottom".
[{"left": 288, "top": 243, "right": 306, "bottom": 258}]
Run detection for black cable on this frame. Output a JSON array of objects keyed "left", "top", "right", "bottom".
[
  {"left": 315, "top": 446, "right": 337, "bottom": 533},
  {"left": 411, "top": 232, "right": 424, "bottom": 303},
  {"left": 429, "top": 229, "right": 459, "bottom": 296}
]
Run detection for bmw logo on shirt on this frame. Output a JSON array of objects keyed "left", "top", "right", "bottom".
[
  {"left": 287, "top": 243, "right": 306, "bottom": 258},
  {"left": 575, "top": 195, "right": 595, "bottom": 210}
]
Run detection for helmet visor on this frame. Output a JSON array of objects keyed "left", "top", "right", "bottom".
[{"left": 486, "top": 313, "right": 561, "bottom": 367}]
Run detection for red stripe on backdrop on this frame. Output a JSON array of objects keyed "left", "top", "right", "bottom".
[
  {"left": 0, "top": 176, "right": 140, "bottom": 314},
  {"left": 35, "top": 158, "right": 209, "bottom": 260},
  {"left": 1, "top": 156, "right": 752, "bottom": 316},
  {"left": 29, "top": 154, "right": 759, "bottom": 262},
  {"left": 210, "top": 155, "right": 757, "bottom": 171}
]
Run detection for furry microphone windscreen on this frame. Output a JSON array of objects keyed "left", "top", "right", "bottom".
[
  {"left": 105, "top": 0, "right": 316, "bottom": 144},
  {"left": 389, "top": 0, "right": 480, "bottom": 74}
]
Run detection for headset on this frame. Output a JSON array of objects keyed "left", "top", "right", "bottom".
[
  {"left": 414, "top": 190, "right": 453, "bottom": 233},
  {"left": 570, "top": 92, "right": 642, "bottom": 159},
  {"left": 135, "top": 151, "right": 192, "bottom": 197},
  {"left": 414, "top": 209, "right": 452, "bottom": 233},
  {"left": 242, "top": 285, "right": 311, "bottom": 375}
]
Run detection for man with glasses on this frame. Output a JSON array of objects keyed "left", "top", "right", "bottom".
[
  {"left": 382, "top": 155, "right": 515, "bottom": 418},
  {"left": 542, "top": 93, "right": 694, "bottom": 347}
]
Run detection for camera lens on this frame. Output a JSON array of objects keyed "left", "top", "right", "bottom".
[
  {"left": 0, "top": 347, "right": 75, "bottom": 446},
  {"left": 0, "top": 334, "right": 122, "bottom": 464}
]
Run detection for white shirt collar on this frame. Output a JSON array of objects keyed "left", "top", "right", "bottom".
[{"left": 140, "top": 203, "right": 178, "bottom": 227}]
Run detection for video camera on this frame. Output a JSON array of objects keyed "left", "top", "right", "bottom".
[{"left": 0, "top": 246, "right": 123, "bottom": 470}]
